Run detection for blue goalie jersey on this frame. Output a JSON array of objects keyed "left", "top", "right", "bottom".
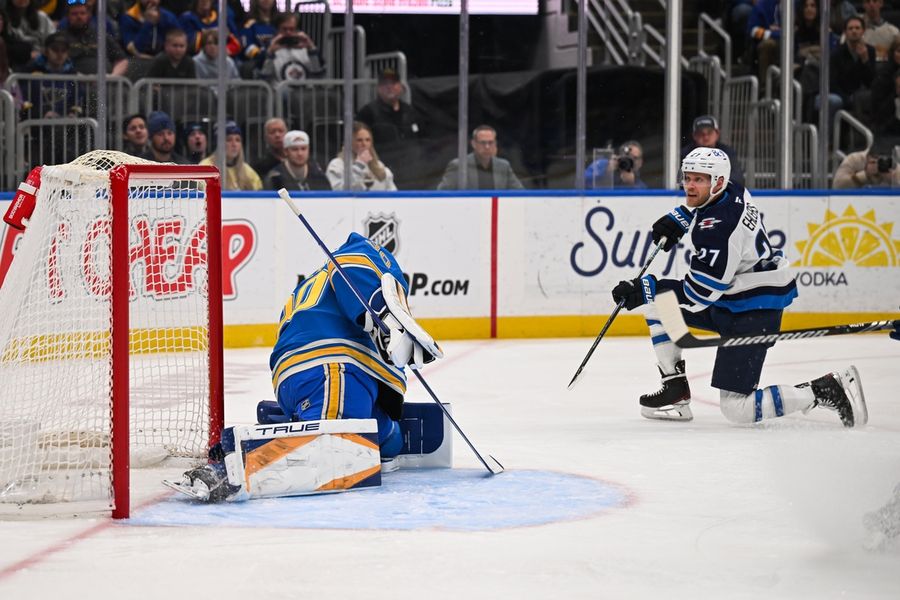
[
  {"left": 270, "top": 233, "right": 409, "bottom": 397},
  {"left": 658, "top": 181, "right": 798, "bottom": 313}
]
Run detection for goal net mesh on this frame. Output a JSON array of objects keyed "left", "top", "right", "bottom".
[{"left": 0, "top": 151, "right": 214, "bottom": 509}]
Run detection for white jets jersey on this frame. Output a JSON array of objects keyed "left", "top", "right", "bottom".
[{"left": 658, "top": 181, "right": 798, "bottom": 313}]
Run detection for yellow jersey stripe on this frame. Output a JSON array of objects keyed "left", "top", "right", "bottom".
[
  {"left": 325, "top": 363, "right": 343, "bottom": 420},
  {"left": 272, "top": 344, "right": 405, "bottom": 392}
]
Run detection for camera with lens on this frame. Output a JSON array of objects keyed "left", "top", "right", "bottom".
[
  {"left": 877, "top": 155, "right": 892, "bottom": 173},
  {"left": 280, "top": 34, "right": 302, "bottom": 47},
  {"left": 617, "top": 155, "right": 634, "bottom": 173}
]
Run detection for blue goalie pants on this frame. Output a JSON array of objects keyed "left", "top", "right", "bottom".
[
  {"left": 276, "top": 363, "right": 403, "bottom": 457},
  {"left": 683, "top": 306, "right": 784, "bottom": 395}
]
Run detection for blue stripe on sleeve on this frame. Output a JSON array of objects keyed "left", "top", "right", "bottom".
[
  {"left": 683, "top": 281, "right": 713, "bottom": 305},
  {"left": 754, "top": 389, "right": 763, "bottom": 422},
  {"left": 646, "top": 319, "right": 662, "bottom": 327}
]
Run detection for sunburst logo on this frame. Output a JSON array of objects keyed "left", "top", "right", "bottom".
[{"left": 795, "top": 205, "right": 900, "bottom": 267}]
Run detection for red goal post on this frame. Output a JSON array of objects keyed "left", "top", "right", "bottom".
[{"left": 0, "top": 153, "right": 223, "bottom": 519}]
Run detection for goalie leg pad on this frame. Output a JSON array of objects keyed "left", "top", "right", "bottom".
[{"left": 223, "top": 419, "right": 383, "bottom": 500}]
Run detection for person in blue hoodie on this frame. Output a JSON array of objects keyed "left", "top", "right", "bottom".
[
  {"left": 119, "top": 0, "right": 180, "bottom": 57},
  {"left": 21, "top": 32, "right": 83, "bottom": 119}
]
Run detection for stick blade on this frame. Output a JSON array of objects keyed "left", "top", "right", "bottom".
[
  {"left": 655, "top": 291, "right": 721, "bottom": 349},
  {"left": 484, "top": 455, "right": 505, "bottom": 475}
]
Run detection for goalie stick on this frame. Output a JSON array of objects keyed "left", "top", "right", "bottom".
[
  {"left": 567, "top": 239, "right": 666, "bottom": 389},
  {"left": 655, "top": 290, "right": 900, "bottom": 348},
  {"left": 278, "top": 189, "right": 504, "bottom": 476}
]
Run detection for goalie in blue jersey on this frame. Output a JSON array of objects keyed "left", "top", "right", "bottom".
[
  {"left": 172, "top": 232, "right": 442, "bottom": 502},
  {"left": 269, "top": 231, "right": 442, "bottom": 455},
  {"left": 611, "top": 147, "right": 868, "bottom": 427}
]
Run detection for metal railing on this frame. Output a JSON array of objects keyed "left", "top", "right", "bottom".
[
  {"left": 793, "top": 123, "right": 819, "bottom": 189},
  {"left": 697, "top": 13, "right": 732, "bottom": 79},
  {"left": 721, "top": 75, "right": 758, "bottom": 173},
  {"left": 831, "top": 109, "right": 874, "bottom": 166},
  {"left": 764, "top": 65, "right": 802, "bottom": 123},
  {"left": 16, "top": 118, "right": 98, "bottom": 181},
  {"left": 0, "top": 90, "right": 16, "bottom": 190},
  {"left": 363, "top": 51, "right": 410, "bottom": 104},
  {"left": 687, "top": 54, "right": 725, "bottom": 119},
  {"left": 586, "top": 0, "right": 645, "bottom": 66}
]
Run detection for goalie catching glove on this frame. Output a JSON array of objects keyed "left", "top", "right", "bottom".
[{"left": 364, "top": 273, "right": 443, "bottom": 369}]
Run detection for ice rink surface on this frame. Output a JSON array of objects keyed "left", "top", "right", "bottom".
[{"left": 1, "top": 335, "right": 899, "bottom": 599}]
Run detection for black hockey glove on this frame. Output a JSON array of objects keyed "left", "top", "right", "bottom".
[
  {"left": 651, "top": 205, "right": 693, "bottom": 251},
  {"left": 891, "top": 323, "right": 900, "bottom": 342},
  {"left": 611, "top": 275, "right": 657, "bottom": 311}
]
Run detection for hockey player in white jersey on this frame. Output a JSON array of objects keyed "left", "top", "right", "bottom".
[{"left": 611, "top": 147, "right": 867, "bottom": 427}]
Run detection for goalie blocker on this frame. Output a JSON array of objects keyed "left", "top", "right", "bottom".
[{"left": 166, "top": 402, "right": 452, "bottom": 502}]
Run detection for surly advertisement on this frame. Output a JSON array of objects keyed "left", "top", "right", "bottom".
[{"left": 497, "top": 194, "right": 900, "bottom": 317}]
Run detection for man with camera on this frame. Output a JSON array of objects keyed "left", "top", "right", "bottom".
[
  {"left": 584, "top": 140, "right": 647, "bottom": 189},
  {"left": 260, "top": 13, "right": 325, "bottom": 82},
  {"left": 833, "top": 141, "right": 900, "bottom": 188}
]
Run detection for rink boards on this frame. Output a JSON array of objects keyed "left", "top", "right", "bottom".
[{"left": 2, "top": 190, "right": 898, "bottom": 345}]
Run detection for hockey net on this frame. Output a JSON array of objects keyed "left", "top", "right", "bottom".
[{"left": 0, "top": 151, "right": 223, "bottom": 518}]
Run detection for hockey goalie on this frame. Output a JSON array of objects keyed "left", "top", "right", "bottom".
[{"left": 168, "top": 232, "right": 444, "bottom": 502}]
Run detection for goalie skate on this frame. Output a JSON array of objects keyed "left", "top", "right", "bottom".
[{"left": 162, "top": 477, "right": 211, "bottom": 501}]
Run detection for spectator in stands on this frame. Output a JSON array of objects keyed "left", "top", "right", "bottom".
[
  {"left": 862, "top": 0, "right": 900, "bottom": 61},
  {"left": 8, "top": 0, "right": 54, "bottom": 55},
  {"left": 747, "top": 0, "right": 781, "bottom": 81},
  {"left": 122, "top": 113, "right": 150, "bottom": 156},
  {"left": 437, "top": 125, "right": 524, "bottom": 191},
  {"left": 795, "top": 0, "right": 838, "bottom": 63},
  {"left": 141, "top": 110, "right": 190, "bottom": 163},
  {"left": 830, "top": 0, "right": 859, "bottom": 36},
  {"left": 356, "top": 67, "right": 429, "bottom": 189},
  {"left": 680, "top": 115, "right": 745, "bottom": 187},
  {"left": 833, "top": 140, "right": 900, "bottom": 188},
  {"left": 192, "top": 29, "right": 238, "bottom": 78},
  {"left": 179, "top": 0, "right": 241, "bottom": 57},
  {"left": 20, "top": 32, "right": 83, "bottom": 119},
  {"left": 62, "top": 1, "right": 129, "bottom": 75},
  {"left": 871, "top": 70, "right": 900, "bottom": 146},
  {"left": 0, "top": 6, "right": 34, "bottom": 74},
  {"left": 260, "top": 12, "right": 324, "bottom": 82},
  {"left": 583, "top": 140, "right": 647, "bottom": 190},
  {"left": 830, "top": 16, "right": 877, "bottom": 116},
  {"left": 327, "top": 121, "right": 397, "bottom": 191},
  {"left": 58, "top": 0, "right": 120, "bottom": 40},
  {"left": 240, "top": 0, "right": 280, "bottom": 74},
  {"left": 264, "top": 130, "right": 331, "bottom": 191},
  {"left": 183, "top": 121, "right": 208, "bottom": 163},
  {"left": 727, "top": 1, "right": 755, "bottom": 65},
  {"left": 250, "top": 116, "right": 286, "bottom": 176},
  {"left": 201, "top": 121, "right": 263, "bottom": 191},
  {"left": 872, "top": 35, "right": 900, "bottom": 120},
  {"left": 147, "top": 28, "right": 194, "bottom": 78},
  {"left": 120, "top": 0, "right": 179, "bottom": 58}
]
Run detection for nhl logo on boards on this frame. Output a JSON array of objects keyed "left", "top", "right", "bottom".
[
  {"left": 364, "top": 213, "right": 400, "bottom": 254},
  {"left": 698, "top": 217, "right": 722, "bottom": 230}
]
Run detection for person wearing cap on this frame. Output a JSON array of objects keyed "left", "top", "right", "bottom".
[
  {"left": 122, "top": 114, "right": 150, "bottom": 157},
  {"left": 21, "top": 31, "right": 83, "bottom": 120},
  {"left": 183, "top": 121, "right": 208, "bottom": 164},
  {"left": 141, "top": 110, "right": 190, "bottom": 164},
  {"left": 356, "top": 67, "right": 429, "bottom": 189},
  {"left": 60, "top": 1, "right": 128, "bottom": 76},
  {"left": 201, "top": 121, "right": 264, "bottom": 191},
  {"left": 680, "top": 115, "right": 745, "bottom": 187},
  {"left": 264, "top": 130, "right": 331, "bottom": 191}
]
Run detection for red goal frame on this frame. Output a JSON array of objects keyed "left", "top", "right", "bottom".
[{"left": 109, "top": 164, "right": 224, "bottom": 519}]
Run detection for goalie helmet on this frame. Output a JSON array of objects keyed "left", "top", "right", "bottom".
[{"left": 680, "top": 146, "right": 730, "bottom": 195}]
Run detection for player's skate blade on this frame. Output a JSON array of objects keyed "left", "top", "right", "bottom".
[
  {"left": 640, "top": 400, "right": 693, "bottom": 422},
  {"left": 162, "top": 478, "right": 210, "bottom": 501}
]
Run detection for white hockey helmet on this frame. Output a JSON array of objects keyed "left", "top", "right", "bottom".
[{"left": 680, "top": 146, "right": 730, "bottom": 195}]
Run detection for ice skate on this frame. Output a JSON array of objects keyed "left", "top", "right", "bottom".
[
  {"left": 807, "top": 365, "right": 867, "bottom": 428},
  {"left": 163, "top": 463, "right": 236, "bottom": 503},
  {"left": 640, "top": 360, "right": 693, "bottom": 422}
]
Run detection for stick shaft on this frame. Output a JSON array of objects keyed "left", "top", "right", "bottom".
[{"left": 567, "top": 240, "right": 666, "bottom": 389}]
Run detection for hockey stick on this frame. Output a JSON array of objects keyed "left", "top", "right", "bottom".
[
  {"left": 567, "top": 239, "right": 666, "bottom": 390},
  {"left": 278, "top": 189, "right": 504, "bottom": 475},
  {"left": 655, "top": 290, "right": 900, "bottom": 348}
]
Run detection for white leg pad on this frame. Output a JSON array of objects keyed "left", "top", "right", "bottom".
[
  {"left": 225, "top": 419, "right": 382, "bottom": 501},
  {"left": 719, "top": 386, "right": 816, "bottom": 424}
]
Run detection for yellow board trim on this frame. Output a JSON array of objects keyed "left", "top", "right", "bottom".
[{"left": 134, "top": 313, "right": 897, "bottom": 349}]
